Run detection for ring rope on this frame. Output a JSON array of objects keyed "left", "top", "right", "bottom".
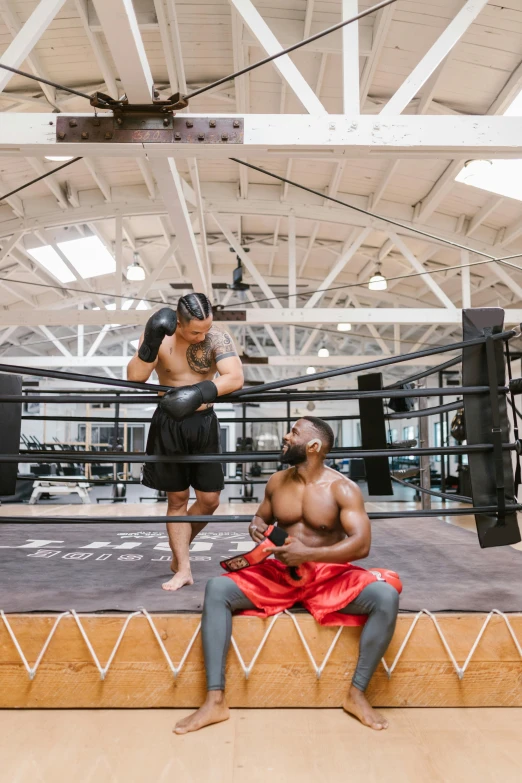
[
  {"left": 0, "top": 329, "right": 514, "bottom": 398},
  {"left": 2, "top": 608, "right": 521, "bottom": 684}
]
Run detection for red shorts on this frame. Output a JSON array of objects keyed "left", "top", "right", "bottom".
[{"left": 225, "top": 560, "right": 378, "bottom": 627}]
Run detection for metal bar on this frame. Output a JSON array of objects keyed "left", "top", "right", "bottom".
[
  {"left": 0, "top": 157, "right": 82, "bottom": 202},
  {"left": 384, "top": 356, "right": 461, "bottom": 389},
  {"left": 7, "top": 444, "right": 503, "bottom": 464},
  {"left": 0, "top": 330, "right": 514, "bottom": 396},
  {"left": 0, "top": 386, "right": 503, "bottom": 404},
  {"left": 1, "top": 505, "right": 521, "bottom": 524},
  {"left": 388, "top": 400, "right": 463, "bottom": 420},
  {"left": 0, "top": 63, "right": 96, "bottom": 102},
  {"left": 21, "top": 414, "right": 362, "bottom": 424}
]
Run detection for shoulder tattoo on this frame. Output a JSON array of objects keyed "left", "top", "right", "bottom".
[{"left": 210, "top": 329, "right": 237, "bottom": 362}]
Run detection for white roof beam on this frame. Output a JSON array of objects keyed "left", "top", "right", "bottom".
[
  {"left": 461, "top": 250, "right": 471, "bottom": 308},
  {"left": 380, "top": 0, "right": 489, "bottom": 116},
  {"left": 415, "top": 57, "right": 450, "bottom": 115},
  {"left": 467, "top": 195, "right": 504, "bottom": 237},
  {"left": 268, "top": 217, "right": 281, "bottom": 276},
  {"left": 156, "top": 0, "right": 181, "bottom": 93},
  {"left": 298, "top": 221, "right": 320, "bottom": 276},
  {"left": 342, "top": 0, "right": 360, "bottom": 114},
  {"left": 212, "top": 214, "right": 283, "bottom": 308},
  {"left": 5, "top": 307, "right": 522, "bottom": 328},
  {"left": 369, "top": 159, "right": 400, "bottom": 210},
  {"left": 37, "top": 325, "right": 73, "bottom": 357},
  {"left": 9, "top": 114, "right": 522, "bottom": 158},
  {"left": 0, "top": 0, "right": 66, "bottom": 100},
  {"left": 305, "top": 226, "right": 371, "bottom": 308},
  {"left": 387, "top": 231, "right": 456, "bottom": 310},
  {"left": 83, "top": 158, "right": 112, "bottom": 202},
  {"left": 91, "top": 0, "right": 208, "bottom": 295},
  {"left": 25, "top": 158, "right": 69, "bottom": 210},
  {"left": 229, "top": 0, "right": 326, "bottom": 114},
  {"left": 360, "top": 4, "right": 394, "bottom": 105},
  {"left": 303, "top": 0, "right": 315, "bottom": 39},
  {"left": 74, "top": 0, "right": 118, "bottom": 98},
  {"left": 137, "top": 159, "right": 156, "bottom": 200}
]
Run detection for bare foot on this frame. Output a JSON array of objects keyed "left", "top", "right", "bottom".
[
  {"left": 174, "top": 693, "right": 229, "bottom": 734},
  {"left": 161, "top": 570, "right": 193, "bottom": 591},
  {"left": 343, "top": 685, "right": 389, "bottom": 730}
]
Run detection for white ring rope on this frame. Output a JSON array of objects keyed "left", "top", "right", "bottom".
[{"left": 1, "top": 608, "right": 522, "bottom": 683}]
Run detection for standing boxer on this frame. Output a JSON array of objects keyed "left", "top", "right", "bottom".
[{"left": 127, "top": 293, "right": 244, "bottom": 591}]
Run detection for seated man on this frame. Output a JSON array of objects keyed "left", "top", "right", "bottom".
[{"left": 175, "top": 416, "right": 401, "bottom": 735}]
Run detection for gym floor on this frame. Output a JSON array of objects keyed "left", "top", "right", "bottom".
[{"left": 1, "top": 707, "right": 521, "bottom": 783}]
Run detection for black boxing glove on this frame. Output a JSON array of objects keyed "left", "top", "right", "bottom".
[
  {"left": 159, "top": 380, "right": 218, "bottom": 421},
  {"left": 138, "top": 307, "right": 177, "bottom": 363}
]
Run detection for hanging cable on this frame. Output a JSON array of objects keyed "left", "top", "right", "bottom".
[
  {"left": 183, "top": 0, "right": 398, "bottom": 101},
  {"left": 0, "top": 63, "right": 110, "bottom": 105},
  {"left": 230, "top": 158, "right": 498, "bottom": 260},
  {"left": 0, "top": 157, "right": 82, "bottom": 202}
]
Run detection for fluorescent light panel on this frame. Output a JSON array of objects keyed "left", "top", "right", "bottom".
[{"left": 27, "top": 236, "right": 115, "bottom": 283}]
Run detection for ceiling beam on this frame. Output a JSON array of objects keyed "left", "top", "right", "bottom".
[
  {"left": 360, "top": 4, "right": 394, "bottom": 105},
  {"left": 380, "top": 0, "right": 489, "bottom": 116},
  {"left": 9, "top": 114, "right": 522, "bottom": 158},
  {"left": 2, "top": 307, "right": 522, "bottom": 327},
  {"left": 90, "top": 0, "right": 209, "bottom": 296},
  {"left": 229, "top": 0, "right": 326, "bottom": 114},
  {"left": 342, "top": 0, "right": 360, "bottom": 115},
  {"left": 0, "top": 0, "right": 66, "bottom": 97}
]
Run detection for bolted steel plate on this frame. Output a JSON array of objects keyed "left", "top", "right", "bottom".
[
  {"left": 56, "top": 116, "right": 244, "bottom": 144},
  {"left": 212, "top": 310, "right": 246, "bottom": 322}
]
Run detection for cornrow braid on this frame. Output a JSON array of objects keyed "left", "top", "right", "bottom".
[{"left": 177, "top": 292, "right": 212, "bottom": 323}]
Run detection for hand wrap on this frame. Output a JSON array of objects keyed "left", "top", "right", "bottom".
[{"left": 221, "top": 525, "right": 304, "bottom": 582}]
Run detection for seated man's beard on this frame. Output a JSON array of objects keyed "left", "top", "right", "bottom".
[{"left": 281, "top": 443, "right": 308, "bottom": 465}]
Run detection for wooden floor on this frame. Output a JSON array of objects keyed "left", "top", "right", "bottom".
[{"left": 1, "top": 707, "right": 522, "bottom": 783}]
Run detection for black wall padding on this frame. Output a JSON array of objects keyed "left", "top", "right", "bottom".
[
  {"left": 462, "top": 308, "right": 521, "bottom": 548},
  {"left": 0, "top": 373, "right": 22, "bottom": 496},
  {"left": 358, "top": 372, "right": 393, "bottom": 496}
]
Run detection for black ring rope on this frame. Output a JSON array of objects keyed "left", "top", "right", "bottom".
[
  {"left": 1, "top": 506, "right": 521, "bottom": 525},
  {"left": 0, "top": 330, "right": 513, "bottom": 399},
  {"left": 5, "top": 444, "right": 509, "bottom": 465}
]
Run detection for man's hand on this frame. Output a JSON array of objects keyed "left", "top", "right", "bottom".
[
  {"left": 138, "top": 307, "right": 177, "bottom": 363},
  {"left": 159, "top": 380, "right": 217, "bottom": 421},
  {"left": 249, "top": 518, "right": 268, "bottom": 543},
  {"left": 266, "top": 537, "right": 311, "bottom": 566}
]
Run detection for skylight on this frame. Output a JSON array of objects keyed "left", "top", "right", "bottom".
[
  {"left": 27, "top": 236, "right": 115, "bottom": 283},
  {"left": 27, "top": 245, "right": 76, "bottom": 283},
  {"left": 455, "top": 90, "right": 522, "bottom": 201}
]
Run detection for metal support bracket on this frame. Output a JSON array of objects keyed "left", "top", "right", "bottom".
[{"left": 56, "top": 116, "right": 244, "bottom": 144}]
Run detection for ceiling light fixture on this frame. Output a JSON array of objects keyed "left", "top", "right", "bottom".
[
  {"left": 306, "top": 366, "right": 316, "bottom": 375},
  {"left": 126, "top": 254, "right": 146, "bottom": 281},
  {"left": 317, "top": 346, "right": 329, "bottom": 358},
  {"left": 368, "top": 263, "right": 387, "bottom": 291},
  {"left": 337, "top": 323, "right": 352, "bottom": 332},
  {"left": 44, "top": 155, "right": 74, "bottom": 162}
]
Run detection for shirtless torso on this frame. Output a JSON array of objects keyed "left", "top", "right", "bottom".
[{"left": 250, "top": 456, "right": 371, "bottom": 566}]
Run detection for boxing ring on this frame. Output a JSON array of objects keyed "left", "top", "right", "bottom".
[{"left": 1, "top": 307, "right": 522, "bottom": 708}]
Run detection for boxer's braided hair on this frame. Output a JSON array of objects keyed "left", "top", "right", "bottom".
[{"left": 177, "top": 292, "right": 212, "bottom": 323}]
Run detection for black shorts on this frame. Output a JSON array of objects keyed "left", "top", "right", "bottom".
[{"left": 141, "top": 406, "right": 224, "bottom": 493}]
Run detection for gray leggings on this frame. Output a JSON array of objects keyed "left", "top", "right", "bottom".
[{"left": 202, "top": 576, "right": 399, "bottom": 692}]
